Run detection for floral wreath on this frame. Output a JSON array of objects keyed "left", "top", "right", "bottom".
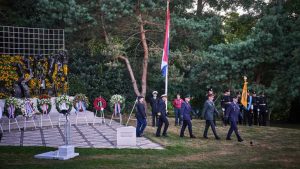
[
  {"left": 37, "top": 94, "right": 52, "bottom": 115},
  {"left": 20, "top": 98, "right": 37, "bottom": 118},
  {"left": 110, "top": 94, "right": 125, "bottom": 114},
  {"left": 93, "top": 97, "right": 107, "bottom": 111},
  {"left": 5, "top": 97, "right": 22, "bottom": 118},
  {"left": 55, "top": 95, "right": 72, "bottom": 115},
  {"left": 73, "top": 93, "right": 89, "bottom": 112}
]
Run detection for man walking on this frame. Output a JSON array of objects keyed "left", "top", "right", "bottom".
[
  {"left": 156, "top": 94, "right": 169, "bottom": 137},
  {"left": 226, "top": 94, "right": 244, "bottom": 142},
  {"left": 180, "top": 95, "right": 196, "bottom": 138},
  {"left": 202, "top": 93, "right": 221, "bottom": 140}
]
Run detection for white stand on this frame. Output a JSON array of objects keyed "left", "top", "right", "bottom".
[
  {"left": 24, "top": 116, "right": 37, "bottom": 131},
  {"left": 75, "top": 110, "right": 88, "bottom": 126},
  {"left": 0, "top": 120, "right": 3, "bottom": 133},
  {"left": 109, "top": 113, "right": 122, "bottom": 126},
  {"left": 8, "top": 118, "right": 20, "bottom": 132},
  {"left": 40, "top": 114, "right": 53, "bottom": 128},
  {"left": 58, "top": 114, "right": 71, "bottom": 127},
  {"left": 93, "top": 110, "right": 105, "bottom": 125},
  {"left": 117, "top": 126, "right": 136, "bottom": 147},
  {"left": 35, "top": 115, "right": 79, "bottom": 160}
]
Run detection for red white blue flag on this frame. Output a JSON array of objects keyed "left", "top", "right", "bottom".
[{"left": 161, "top": 1, "right": 170, "bottom": 77}]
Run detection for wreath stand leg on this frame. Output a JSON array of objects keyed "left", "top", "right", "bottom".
[
  {"left": 8, "top": 118, "right": 20, "bottom": 132},
  {"left": 40, "top": 114, "right": 53, "bottom": 128},
  {"left": 59, "top": 114, "right": 70, "bottom": 127},
  {"left": 93, "top": 110, "right": 106, "bottom": 125},
  {"left": 0, "top": 123, "right": 3, "bottom": 133},
  {"left": 126, "top": 99, "right": 138, "bottom": 126},
  {"left": 24, "top": 116, "right": 37, "bottom": 131},
  {"left": 109, "top": 112, "right": 122, "bottom": 126},
  {"left": 75, "top": 110, "right": 88, "bottom": 126}
]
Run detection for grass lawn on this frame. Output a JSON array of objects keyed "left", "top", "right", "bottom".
[{"left": 0, "top": 118, "right": 299, "bottom": 169}]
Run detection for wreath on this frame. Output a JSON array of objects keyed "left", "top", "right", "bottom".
[
  {"left": 37, "top": 94, "right": 52, "bottom": 115},
  {"left": 93, "top": 97, "right": 107, "bottom": 111},
  {"left": 5, "top": 97, "right": 22, "bottom": 118},
  {"left": 73, "top": 93, "right": 89, "bottom": 113},
  {"left": 21, "top": 98, "right": 37, "bottom": 118},
  {"left": 55, "top": 95, "right": 72, "bottom": 115},
  {"left": 110, "top": 94, "right": 125, "bottom": 114}
]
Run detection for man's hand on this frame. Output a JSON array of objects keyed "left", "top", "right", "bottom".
[{"left": 157, "top": 112, "right": 161, "bottom": 116}]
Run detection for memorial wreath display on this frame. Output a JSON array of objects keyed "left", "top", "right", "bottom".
[
  {"left": 37, "top": 94, "right": 52, "bottom": 115},
  {"left": 5, "top": 97, "right": 22, "bottom": 118},
  {"left": 73, "top": 93, "right": 89, "bottom": 113},
  {"left": 55, "top": 95, "right": 72, "bottom": 115}
]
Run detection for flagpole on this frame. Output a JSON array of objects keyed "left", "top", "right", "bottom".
[{"left": 165, "top": 0, "right": 169, "bottom": 111}]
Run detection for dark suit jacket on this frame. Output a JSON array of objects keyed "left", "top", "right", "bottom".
[
  {"left": 202, "top": 100, "right": 219, "bottom": 121},
  {"left": 158, "top": 99, "right": 167, "bottom": 117},
  {"left": 136, "top": 102, "right": 146, "bottom": 119},
  {"left": 180, "top": 101, "right": 192, "bottom": 121},
  {"left": 226, "top": 102, "right": 240, "bottom": 122}
]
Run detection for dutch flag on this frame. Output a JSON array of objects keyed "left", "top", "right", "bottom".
[{"left": 161, "top": 1, "right": 170, "bottom": 77}]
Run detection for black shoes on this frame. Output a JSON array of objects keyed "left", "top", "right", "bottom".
[
  {"left": 162, "top": 134, "right": 168, "bottom": 137},
  {"left": 215, "top": 136, "right": 221, "bottom": 140},
  {"left": 190, "top": 135, "right": 196, "bottom": 138},
  {"left": 238, "top": 138, "right": 244, "bottom": 142},
  {"left": 226, "top": 137, "right": 232, "bottom": 140},
  {"left": 203, "top": 136, "right": 208, "bottom": 139}
]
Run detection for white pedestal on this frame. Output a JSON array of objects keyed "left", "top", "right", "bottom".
[
  {"left": 34, "top": 145, "right": 79, "bottom": 160},
  {"left": 117, "top": 126, "right": 136, "bottom": 147}
]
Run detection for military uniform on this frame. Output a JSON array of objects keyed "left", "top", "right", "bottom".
[
  {"left": 258, "top": 94, "right": 268, "bottom": 126},
  {"left": 221, "top": 91, "right": 232, "bottom": 126},
  {"left": 251, "top": 92, "right": 259, "bottom": 125},
  {"left": 244, "top": 94, "right": 253, "bottom": 126},
  {"left": 202, "top": 94, "right": 220, "bottom": 139},
  {"left": 150, "top": 96, "right": 159, "bottom": 127},
  {"left": 180, "top": 97, "right": 196, "bottom": 138},
  {"left": 237, "top": 93, "right": 244, "bottom": 124},
  {"left": 156, "top": 95, "right": 169, "bottom": 137},
  {"left": 226, "top": 98, "right": 243, "bottom": 142}
]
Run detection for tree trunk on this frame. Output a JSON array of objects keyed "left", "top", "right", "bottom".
[
  {"left": 197, "top": 0, "right": 204, "bottom": 16},
  {"left": 116, "top": 55, "right": 141, "bottom": 96},
  {"left": 138, "top": 13, "right": 149, "bottom": 97}
]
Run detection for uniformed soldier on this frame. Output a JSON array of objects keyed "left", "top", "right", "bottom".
[
  {"left": 179, "top": 95, "right": 196, "bottom": 138},
  {"left": 202, "top": 93, "right": 221, "bottom": 140},
  {"left": 226, "top": 94, "right": 244, "bottom": 142},
  {"left": 258, "top": 92, "right": 268, "bottom": 126},
  {"left": 251, "top": 91, "right": 259, "bottom": 125},
  {"left": 149, "top": 91, "right": 159, "bottom": 127},
  {"left": 135, "top": 96, "right": 147, "bottom": 137},
  {"left": 221, "top": 89, "right": 232, "bottom": 126},
  {"left": 156, "top": 94, "right": 169, "bottom": 137},
  {"left": 237, "top": 91, "right": 244, "bottom": 124},
  {"left": 244, "top": 90, "right": 253, "bottom": 126}
]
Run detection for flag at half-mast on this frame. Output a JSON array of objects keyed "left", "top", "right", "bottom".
[{"left": 161, "top": 1, "right": 170, "bottom": 77}]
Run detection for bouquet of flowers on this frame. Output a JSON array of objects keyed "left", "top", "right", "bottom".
[
  {"left": 5, "top": 97, "right": 22, "bottom": 118},
  {"left": 73, "top": 93, "right": 89, "bottom": 112},
  {"left": 55, "top": 94, "right": 72, "bottom": 115},
  {"left": 110, "top": 94, "right": 125, "bottom": 115},
  {"left": 37, "top": 94, "right": 52, "bottom": 115}
]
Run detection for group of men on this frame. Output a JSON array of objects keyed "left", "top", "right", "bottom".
[
  {"left": 220, "top": 89, "right": 269, "bottom": 127},
  {"left": 135, "top": 89, "right": 265, "bottom": 142}
]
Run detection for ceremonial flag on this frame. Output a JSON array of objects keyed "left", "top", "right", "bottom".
[
  {"left": 161, "top": 1, "right": 170, "bottom": 77},
  {"left": 241, "top": 76, "right": 248, "bottom": 108}
]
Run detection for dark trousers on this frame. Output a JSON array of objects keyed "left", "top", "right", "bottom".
[
  {"left": 152, "top": 111, "right": 158, "bottom": 127},
  {"left": 136, "top": 117, "right": 147, "bottom": 137},
  {"left": 259, "top": 111, "right": 267, "bottom": 126},
  {"left": 156, "top": 116, "right": 169, "bottom": 136},
  {"left": 253, "top": 109, "right": 259, "bottom": 125},
  {"left": 180, "top": 120, "right": 193, "bottom": 137},
  {"left": 244, "top": 110, "right": 253, "bottom": 126},
  {"left": 227, "top": 120, "right": 242, "bottom": 140},
  {"left": 174, "top": 108, "right": 182, "bottom": 125},
  {"left": 203, "top": 120, "right": 219, "bottom": 138}
]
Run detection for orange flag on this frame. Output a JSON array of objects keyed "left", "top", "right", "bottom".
[{"left": 241, "top": 76, "right": 248, "bottom": 108}]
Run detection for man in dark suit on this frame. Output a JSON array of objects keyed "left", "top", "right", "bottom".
[
  {"left": 221, "top": 89, "right": 232, "bottom": 126},
  {"left": 226, "top": 94, "right": 244, "bottom": 142},
  {"left": 136, "top": 96, "right": 147, "bottom": 137},
  {"left": 156, "top": 94, "right": 169, "bottom": 137},
  {"left": 258, "top": 92, "right": 268, "bottom": 126},
  {"left": 202, "top": 93, "right": 221, "bottom": 140},
  {"left": 180, "top": 95, "right": 196, "bottom": 138}
]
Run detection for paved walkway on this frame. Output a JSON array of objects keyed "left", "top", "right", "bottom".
[{"left": 0, "top": 110, "right": 163, "bottom": 149}]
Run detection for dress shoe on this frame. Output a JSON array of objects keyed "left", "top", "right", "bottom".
[
  {"left": 215, "top": 136, "right": 221, "bottom": 140},
  {"left": 190, "top": 135, "right": 196, "bottom": 138}
]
